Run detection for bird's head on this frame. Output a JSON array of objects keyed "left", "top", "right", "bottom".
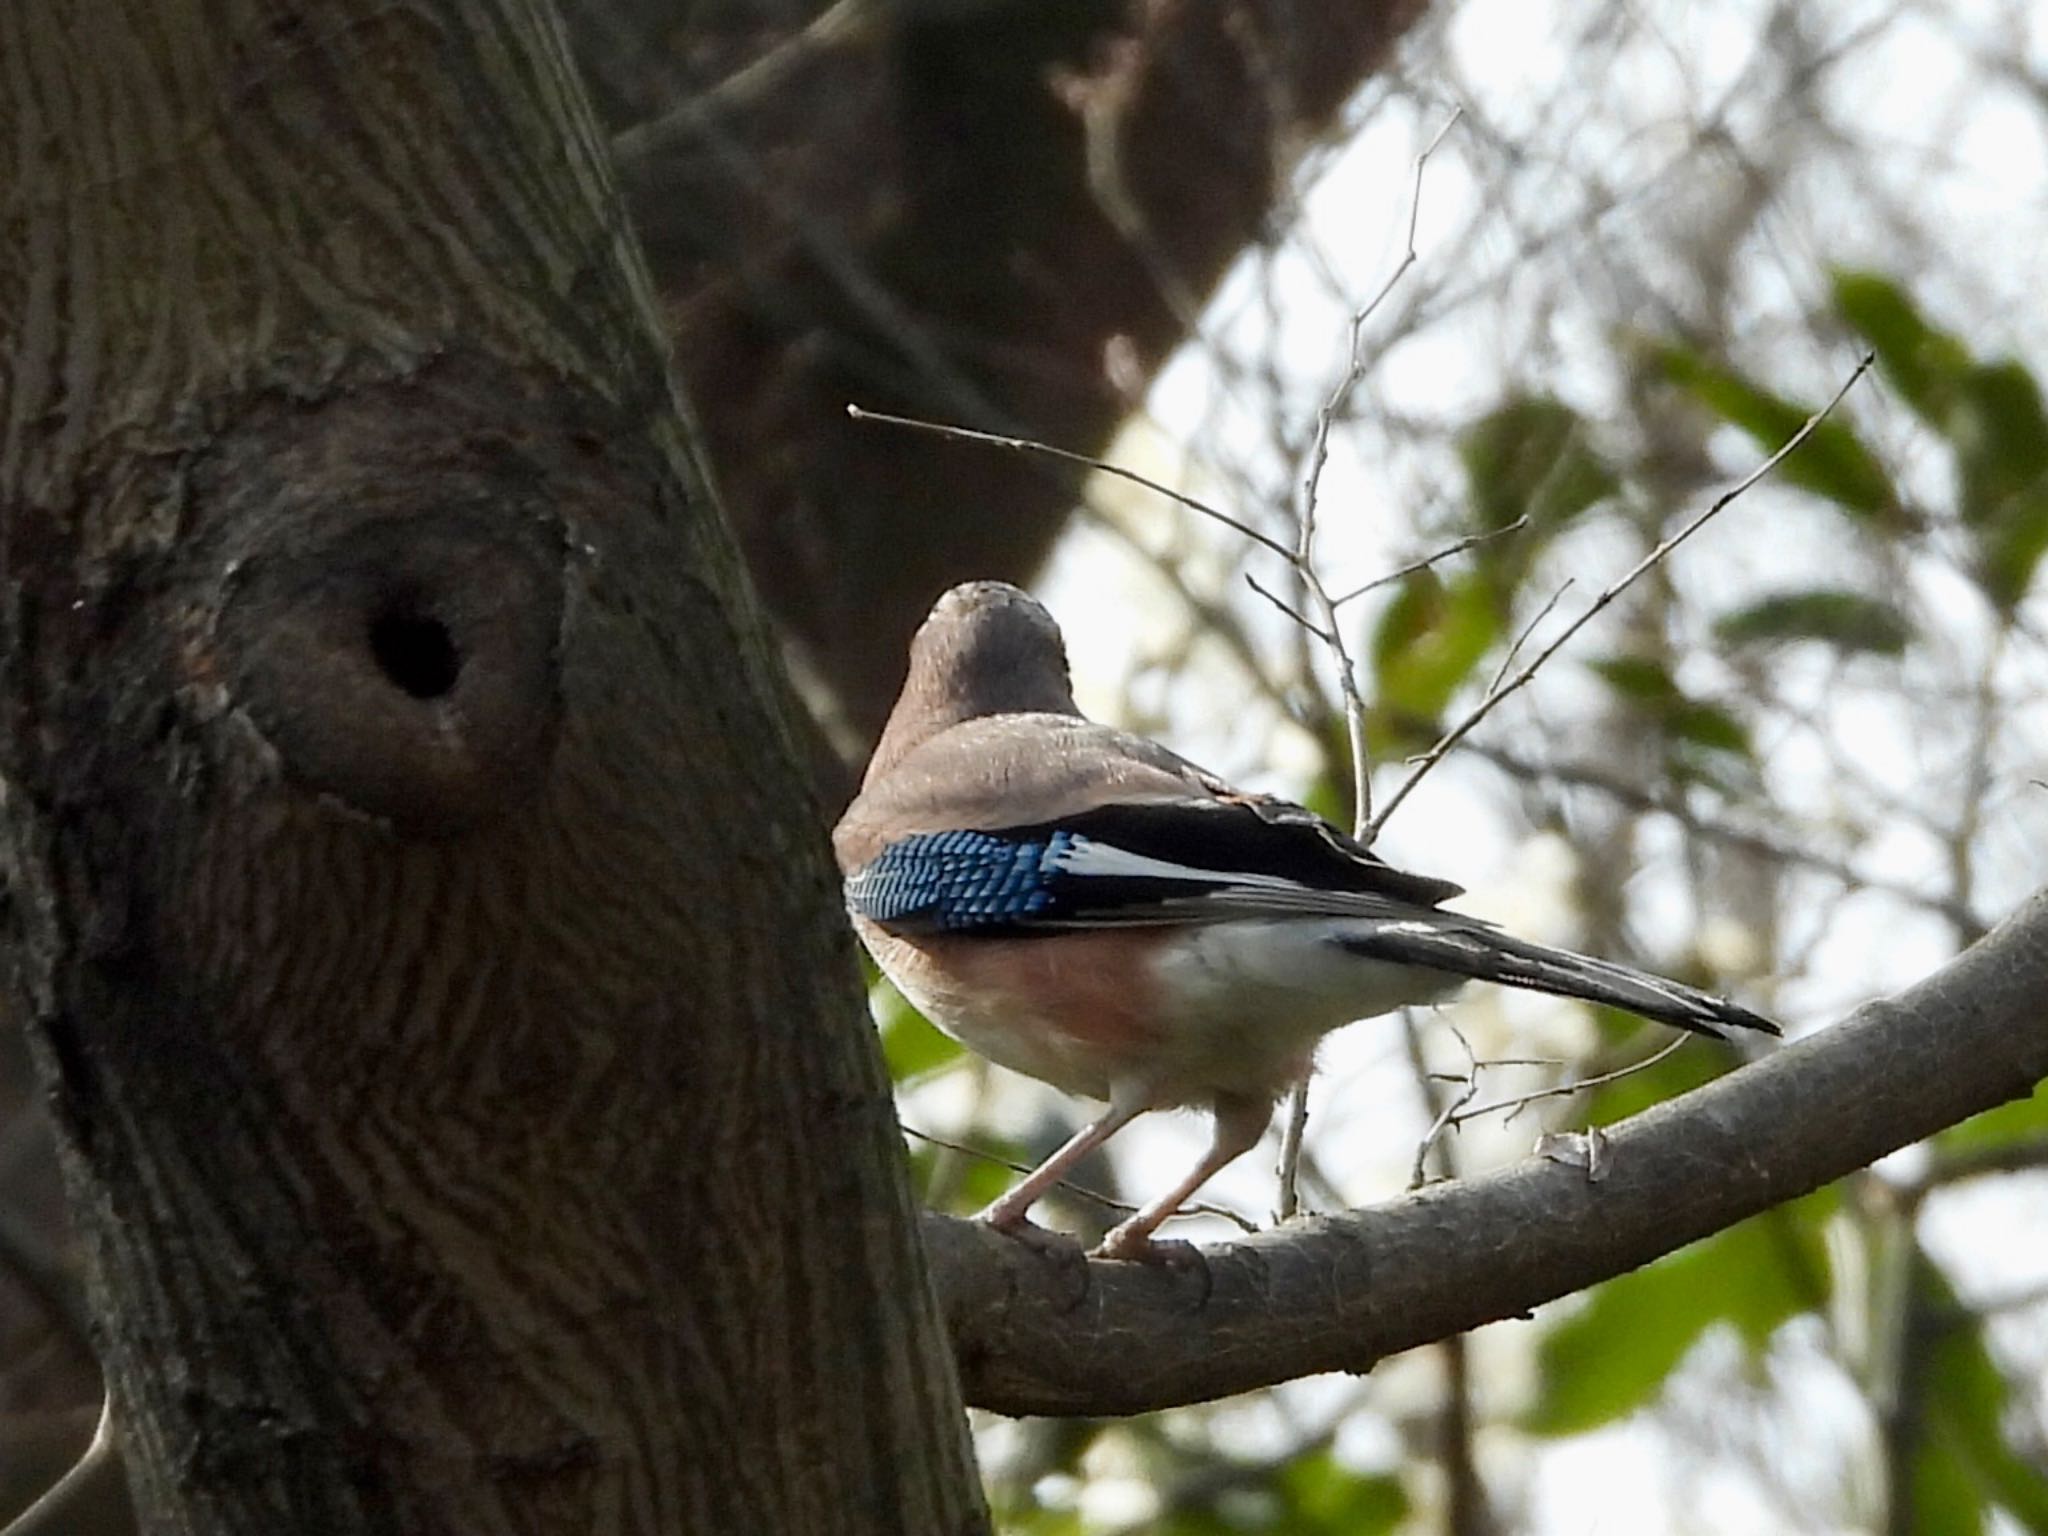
[{"left": 866, "top": 582, "right": 1079, "bottom": 783}]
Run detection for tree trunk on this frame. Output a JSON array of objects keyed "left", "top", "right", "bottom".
[{"left": 0, "top": 1, "right": 984, "bottom": 1531}]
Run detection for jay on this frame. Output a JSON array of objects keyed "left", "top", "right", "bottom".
[{"left": 835, "top": 581, "right": 1778, "bottom": 1260}]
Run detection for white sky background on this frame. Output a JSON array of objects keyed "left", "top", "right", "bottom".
[{"left": 897, "top": 2, "right": 2048, "bottom": 1530}]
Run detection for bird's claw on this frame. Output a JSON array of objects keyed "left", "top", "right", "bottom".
[{"left": 1093, "top": 1229, "right": 1202, "bottom": 1268}]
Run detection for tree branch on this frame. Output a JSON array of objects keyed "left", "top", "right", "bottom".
[{"left": 925, "top": 887, "right": 2048, "bottom": 1417}]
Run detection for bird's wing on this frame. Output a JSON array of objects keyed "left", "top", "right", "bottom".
[
  {"left": 836, "top": 713, "right": 1778, "bottom": 1041},
  {"left": 835, "top": 713, "right": 1462, "bottom": 929}
]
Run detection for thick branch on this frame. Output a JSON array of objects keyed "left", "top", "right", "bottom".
[{"left": 928, "top": 887, "right": 2048, "bottom": 1417}]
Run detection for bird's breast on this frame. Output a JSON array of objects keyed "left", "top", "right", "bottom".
[
  {"left": 856, "top": 921, "right": 1171, "bottom": 1101},
  {"left": 856, "top": 916, "right": 1467, "bottom": 1108}
]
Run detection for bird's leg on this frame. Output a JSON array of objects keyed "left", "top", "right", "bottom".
[
  {"left": 976, "top": 1087, "right": 1151, "bottom": 1234},
  {"left": 1094, "top": 1092, "right": 1271, "bottom": 1261}
]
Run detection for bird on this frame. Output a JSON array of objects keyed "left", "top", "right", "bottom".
[{"left": 834, "top": 581, "right": 1779, "bottom": 1261}]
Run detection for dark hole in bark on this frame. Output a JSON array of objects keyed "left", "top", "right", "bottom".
[{"left": 370, "top": 605, "right": 462, "bottom": 700}]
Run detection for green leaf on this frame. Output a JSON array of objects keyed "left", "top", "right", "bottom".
[
  {"left": 1909, "top": 1431, "right": 1988, "bottom": 1536},
  {"left": 1277, "top": 1451, "right": 1408, "bottom": 1534},
  {"left": 1654, "top": 343, "right": 1897, "bottom": 521},
  {"left": 1935, "top": 1086, "right": 2048, "bottom": 1158},
  {"left": 1667, "top": 700, "right": 1750, "bottom": 757},
  {"left": 1587, "top": 653, "right": 1755, "bottom": 796},
  {"left": 877, "top": 986, "right": 964, "bottom": 1082},
  {"left": 1915, "top": 1259, "right": 2048, "bottom": 1533},
  {"left": 1526, "top": 1192, "right": 1835, "bottom": 1435},
  {"left": 1950, "top": 362, "right": 2048, "bottom": 608},
  {"left": 1458, "top": 395, "right": 1619, "bottom": 534},
  {"left": 1829, "top": 273, "right": 2048, "bottom": 604},
  {"left": 1369, "top": 571, "right": 1501, "bottom": 725},
  {"left": 1714, "top": 589, "right": 1913, "bottom": 656},
  {"left": 1831, "top": 269, "right": 1973, "bottom": 425},
  {"left": 1587, "top": 656, "right": 1752, "bottom": 762},
  {"left": 1586, "top": 654, "right": 1682, "bottom": 705}
]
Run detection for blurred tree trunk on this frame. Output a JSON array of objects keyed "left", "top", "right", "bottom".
[
  {"left": 583, "top": 0, "right": 1433, "bottom": 761},
  {"left": 0, "top": 0, "right": 982, "bottom": 1531}
]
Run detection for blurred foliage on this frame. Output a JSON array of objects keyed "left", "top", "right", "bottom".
[
  {"left": 1650, "top": 340, "right": 1902, "bottom": 523},
  {"left": 1525, "top": 1189, "right": 1835, "bottom": 1436},
  {"left": 1457, "top": 395, "right": 1619, "bottom": 537},
  {"left": 1833, "top": 270, "right": 2048, "bottom": 609},
  {"left": 989, "top": 1441, "right": 1407, "bottom": 1536},
  {"left": 1906, "top": 1260, "right": 2048, "bottom": 1536},
  {"left": 1341, "top": 269, "right": 2048, "bottom": 1535},
  {"left": 1586, "top": 653, "right": 1756, "bottom": 793},
  {"left": 1713, "top": 589, "right": 1914, "bottom": 655},
  {"left": 1366, "top": 569, "right": 1500, "bottom": 755}
]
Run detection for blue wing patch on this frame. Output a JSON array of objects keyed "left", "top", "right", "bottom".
[{"left": 847, "top": 829, "right": 1079, "bottom": 930}]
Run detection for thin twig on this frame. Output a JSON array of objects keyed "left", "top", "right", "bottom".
[
  {"left": 1367, "top": 352, "right": 1877, "bottom": 839},
  {"left": 1296, "top": 106, "right": 1464, "bottom": 531},
  {"left": 1467, "top": 740, "right": 1984, "bottom": 939},
  {"left": 2, "top": 1395, "right": 119, "bottom": 1536},
  {"left": 1275, "top": 107, "right": 1463, "bottom": 1221},
  {"left": 1447, "top": 1033, "right": 1693, "bottom": 1129},
  {"left": 1479, "top": 577, "right": 1573, "bottom": 700},
  {"left": 845, "top": 404, "right": 1296, "bottom": 560},
  {"left": 1331, "top": 514, "right": 1529, "bottom": 607},
  {"left": 1243, "top": 571, "right": 1329, "bottom": 641},
  {"left": 1410, "top": 1019, "right": 1481, "bottom": 1189},
  {"left": 902, "top": 1125, "right": 1260, "bottom": 1234}
]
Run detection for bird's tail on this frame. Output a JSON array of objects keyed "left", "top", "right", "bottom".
[{"left": 1336, "top": 919, "right": 1778, "bottom": 1038}]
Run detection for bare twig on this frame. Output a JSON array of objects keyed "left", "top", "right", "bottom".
[
  {"left": 1276, "top": 108, "right": 1463, "bottom": 1219},
  {"left": 1479, "top": 577, "right": 1573, "bottom": 699},
  {"left": 1, "top": 1395, "right": 123, "bottom": 1536},
  {"left": 844, "top": 404, "right": 1296, "bottom": 560},
  {"left": 1331, "top": 515, "right": 1529, "bottom": 607},
  {"left": 1296, "top": 106, "right": 1464, "bottom": 531},
  {"left": 1410, "top": 1017, "right": 1481, "bottom": 1188},
  {"left": 1243, "top": 572, "right": 1329, "bottom": 641},
  {"left": 1466, "top": 740, "right": 1985, "bottom": 940},
  {"left": 1448, "top": 1033, "right": 1694, "bottom": 1129},
  {"left": 1367, "top": 352, "right": 1877, "bottom": 839}
]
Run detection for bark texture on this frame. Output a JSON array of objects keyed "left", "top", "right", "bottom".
[
  {"left": 929, "top": 887, "right": 2048, "bottom": 1417},
  {"left": 0, "top": 2, "right": 982, "bottom": 1532}
]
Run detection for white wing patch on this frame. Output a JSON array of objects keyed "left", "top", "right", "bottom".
[{"left": 1050, "top": 835, "right": 1314, "bottom": 892}]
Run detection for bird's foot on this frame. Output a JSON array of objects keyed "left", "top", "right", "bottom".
[
  {"left": 1093, "top": 1225, "right": 1202, "bottom": 1269},
  {"left": 984, "top": 1213, "right": 1083, "bottom": 1257},
  {"left": 1093, "top": 1227, "right": 1213, "bottom": 1299}
]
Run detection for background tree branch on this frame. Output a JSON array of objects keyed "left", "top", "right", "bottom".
[
  {"left": 926, "top": 886, "right": 2048, "bottom": 1418},
  {"left": 583, "top": 0, "right": 1433, "bottom": 755}
]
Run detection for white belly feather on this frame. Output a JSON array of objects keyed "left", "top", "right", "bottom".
[{"left": 1142, "top": 919, "right": 1465, "bottom": 1095}]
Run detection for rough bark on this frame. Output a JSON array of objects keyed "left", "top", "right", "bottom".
[
  {"left": 588, "top": 0, "right": 1435, "bottom": 753},
  {"left": 930, "top": 887, "right": 2048, "bottom": 1417},
  {"left": 0, "top": 1, "right": 982, "bottom": 1532}
]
